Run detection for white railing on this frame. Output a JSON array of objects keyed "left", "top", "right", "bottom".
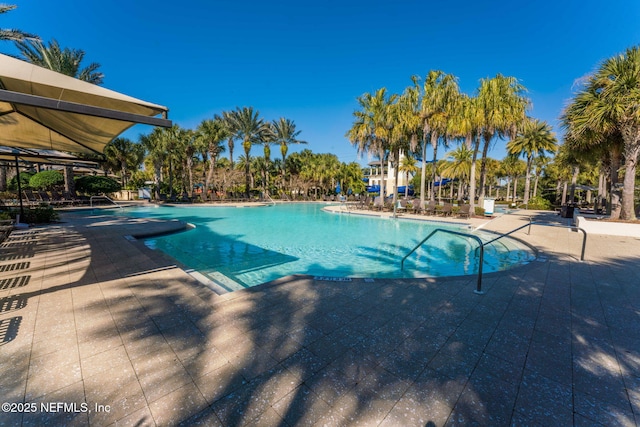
[{"left": 90, "top": 195, "right": 123, "bottom": 209}]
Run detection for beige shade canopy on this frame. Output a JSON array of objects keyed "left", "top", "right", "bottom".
[
  {"left": 0, "top": 146, "right": 100, "bottom": 170},
  {"left": 0, "top": 53, "right": 171, "bottom": 155}
]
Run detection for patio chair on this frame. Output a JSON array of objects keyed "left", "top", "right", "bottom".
[
  {"left": 411, "top": 199, "right": 423, "bottom": 214},
  {"left": 38, "top": 191, "right": 53, "bottom": 205},
  {"left": 395, "top": 199, "right": 408, "bottom": 214},
  {"left": 439, "top": 202, "right": 453, "bottom": 216},
  {"left": 372, "top": 196, "right": 384, "bottom": 211},
  {"left": 50, "top": 190, "right": 73, "bottom": 206},
  {"left": 22, "top": 190, "right": 40, "bottom": 206},
  {"left": 458, "top": 204, "right": 471, "bottom": 219},
  {"left": 424, "top": 201, "right": 436, "bottom": 215}
]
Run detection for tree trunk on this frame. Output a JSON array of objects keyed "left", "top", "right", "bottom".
[
  {"left": 379, "top": 147, "right": 386, "bottom": 200},
  {"left": 64, "top": 166, "right": 75, "bottom": 194},
  {"left": 478, "top": 132, "right": 491, "bottom": 206},
  {"left": 0, "top": 163, "right": 7, "bottom": 191},
  {"left": 420, "top": 139, "right": 427, "bottom": 206},
  {"left": 620, "top": 141, "right": 640, "bottom": 220},
  {"left": 523, "top": 155, "right": 532, "bottom": 205},
  {"left": 430, "top": 132, "right": 438, "bottom": 202},
  {"left": 468, "top": 135, "right": 480, "bottom": 215},
  {"left": 609, "top": 149, "right": 622, "bottom": 220}
]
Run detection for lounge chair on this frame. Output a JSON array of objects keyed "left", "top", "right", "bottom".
[
  {"left": 424, "top": 201, "right": 436, "bottom": 215},
  {"left": 458, "top": 204, "right": 471, "bottom": 219},
  {"left": 439, "top": 202, "right": 453, "bottom": 216},
  {"left": 411, "top": 199, "right": 423, "bottom": 214},
  {"left": 38, "top": 191, "right": 53, "bottom": 205},
  {"left": 372, "top": 196, "right": 384, "bottom": 211},
  {"left": 22, "top": 190, "right": 40, "bottom": 206},
  {"left": 395, "top": 199, "right": 407, "bottom": 214},
  {"left": 50, "top": 190, "right": 73, "bottom": 206}
]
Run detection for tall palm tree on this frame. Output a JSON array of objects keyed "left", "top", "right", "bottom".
[
  {"left": 398, "top": 155, "right": 419, "bottom": 198},
  {"left": 271, "top": 118, "right": 307, "bottom": 189},
  {"left": 417, "top": 71, "right": 460, "bottom": 204},
  {"left": 219, "top": 111, "right": 237, "bottom": 167},
  {"left": 224, "top": 107, "right": 270, "bottom": 198},
  {"left": 197, "top": 118, "right": 227, "bottom": 200},
  {"left": 15, "top": 38, "right": 104, "bottom": 84},
  {"left": 140, "top": 128, "right": 168, "bottom": 199},
  {"left": 506, "top": 118, "right": 558, "bottom": 204},
  {"left": 562, "top": 46, "right": 640, "bottom": 220},
  {"left": 390, "top": 85, "right": 421, "bottom": 206},
  {"left": 346, "top": 88, "right": 397, "bottom": 200},
  {"left": 1, "top": 4, "right": 37, "bottom": 42},
  {"left": 501, "top": 156, "right": 526, "bottom": 203},
  {"left": 441, "top": 144, "right": 473, "bottom": 201},
  {"left": 450, "top": 94, "right": 482, "bottom": 212},
  {"left": 104, "top": 137, "right": 144, "bottom": 189},
  {"left": 476, "top": 74, "right": 529, "bottom": 205}
]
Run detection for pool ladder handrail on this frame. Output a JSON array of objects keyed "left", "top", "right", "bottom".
[
  {"left": 478, "top": 220, "right": 587, "bottom": 262},
  {"left": 90, "top": 195, "right": 123, "bottom": 209},
  {"left": 400, "top": 219, "right": 588, "bottom": 295},
  {"left": 400, "top": 228, "right": 486, "bottom": 294}
]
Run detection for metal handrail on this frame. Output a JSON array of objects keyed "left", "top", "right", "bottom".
[
  {"left": 479, "top": 220, "right": 587, "bottom": 262},
  {"left": 401, "top": 228, "right": 486, "bottom": 294},
  {"left": 90, "top": 195, "right": 122, "bottom": 209},
  {"left": 263, "top": 193, "right": 276, "bottom": 206},
  {"left": 400, "top": 220, "right": 588, "bottom": 295}
]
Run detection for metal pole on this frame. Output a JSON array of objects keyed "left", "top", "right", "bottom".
[
  {"left": 14, "top": 156, "right": 24, "bottom": 219},
  {"left": 474, "top": 245, "right": 485, "bottom": 294}
]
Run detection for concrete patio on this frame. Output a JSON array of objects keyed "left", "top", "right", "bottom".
[{"left": 0, "top": 208, "right": 638, "bottom": 426}]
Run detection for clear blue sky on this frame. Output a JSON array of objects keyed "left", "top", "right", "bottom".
[{"left": 4, "top": 1, "right": 640, "bottom": 165}]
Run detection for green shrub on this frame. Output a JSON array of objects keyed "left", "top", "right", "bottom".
[
  {"left": 474, "top": 206, "right": 485, "bottom": 216},
  {"left": 20, "top": 204, "right": 59, "bottom": 224},
  {"left": 520, "top": 196, "right": 552, "bottom": 210},
  {"left": 75, "top": 176, "right": 121, "bottom": 195},
  {"left": 29, "top": 170, "right": 64, "bottom": 190},
  {"left": 8, "top": 172, "right": 34, "bottom": 190}
]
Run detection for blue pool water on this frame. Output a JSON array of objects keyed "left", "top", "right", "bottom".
[{"left": 117, "top": 203, "right": 534, "bottom": 290}]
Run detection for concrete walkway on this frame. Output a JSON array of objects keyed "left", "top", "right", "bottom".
[{"left": 0, "top": 208, "right": 638, "bottom": 426}]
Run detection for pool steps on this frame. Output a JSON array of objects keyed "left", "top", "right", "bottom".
[{"left": 184, "top": 269, "right": 245, "bottom": 294}]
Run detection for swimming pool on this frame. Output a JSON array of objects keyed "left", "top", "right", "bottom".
[{"left": 116, "top": 203, "right": 534, "bottom": 291}]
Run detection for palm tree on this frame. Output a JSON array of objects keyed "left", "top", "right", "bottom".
[
  {"left": 398, "top": 155, "right": 419, "bottom": 198},
  {"left": 15, "top": 38, "right": 104, "bottom": 84},
  {"left": 271, "top": 118, "right": 307, "bottom": 189},
  {"left": 450, "top": 94, "right": 482, "bottom": 212},
  {"left": 441, "top": 144, "right": 473, "bottom": 201},
  {"left": 417, "top": 71, "right": 460, "bottom": 204},
  {"left": 389, "top": 85, "right": 421, "bottom": 209},
  {"left": 501, "top": 156, "right": 526, "bottom": 203},
  {"left": 220, "top": 111, "right": 237, "bottom": 167},
  {"left": 506, "top": 118, "right": 558, "bottom": 204},
  {"left": 476, "top": 74, "right": 529, "bottom": 205},
  {"left": 562, "top": 46, "right": 640, "bottom": 220},
  {"left": 224, "top": 107, "right": 270, "bottom": 198},
  {"left": 140, "top": 128, "right": 168, "bottom": 199},
  {"left": 1, "top": 4, "right": 38, "bottom": 42},
  {"left": 104, "top": 137, "right": 144, "bottom": 189},
  {"left": 197, "top": 118, "right": 227, "bottom": 200},
  {"left": 346, "top": 88, "right": 397, "bottom": 200}
]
